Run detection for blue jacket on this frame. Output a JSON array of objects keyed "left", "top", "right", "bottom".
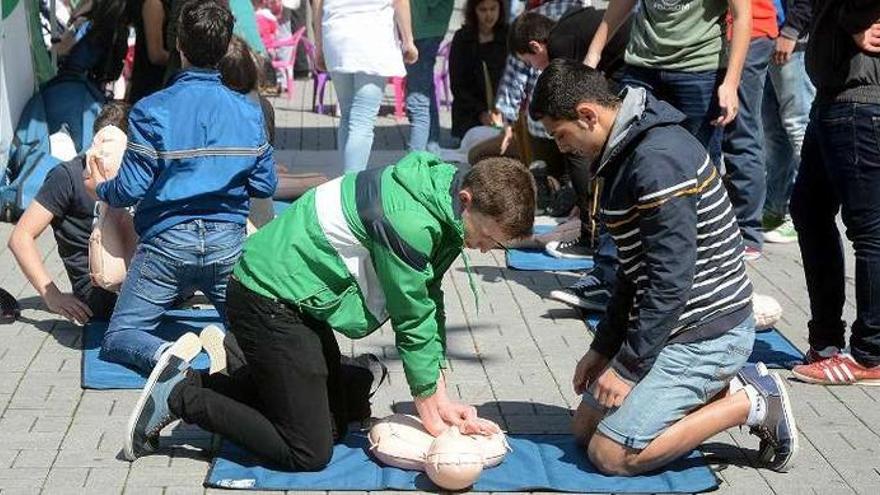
[{"left": 98, "top": 68, "right": 277, "bottom": 239}]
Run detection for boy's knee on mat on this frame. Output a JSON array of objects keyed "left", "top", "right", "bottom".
[{"left": 587, "top": 434, "right": 641, "bottom": 476}]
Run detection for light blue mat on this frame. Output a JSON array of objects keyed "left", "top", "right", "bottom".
[
  {"left": 506, "top": 225, "right": 593, "bottom": 271},
  {"left": 206, "top": 433, "right": 718, "bottom": 492},
  {"left": 582, "top": 315, "right": 804, "bottom": 369},
  {"left": 81, "top": 309, "right": 221, "bottom": 390}
]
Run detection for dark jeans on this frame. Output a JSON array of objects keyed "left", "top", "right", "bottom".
[
  {"left": 621, "top": 65, "right": 723, "bottom": 156},
  {"left": 790, "top": 102, "right": 880, "bottom": 367},
  {"left": 721, "top": 36, "right": 774, "bottom": 250},
  {"left": 169, "top": 279, "right": 371, "bottom": 470}
]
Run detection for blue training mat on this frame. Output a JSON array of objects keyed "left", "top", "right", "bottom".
[
  {"left": 506, "top": 225, "right": 594, "bottom": 271},
  {"left": 81, "top": 309, "right": 222, "bottom": 390},
  {"left": 582, "top": 315, "right": 804, "bottom": 369},
  {"left": 206, "top": 433, "right": 718, "bottom": 492}
]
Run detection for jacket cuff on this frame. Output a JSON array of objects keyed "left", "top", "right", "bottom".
[
  {"left": 589, "top": 337, "right": 619, "bottom": 361},
  {"left": 411, "top": 382, "right": 438, "bottom": 398},
  {"left": 780, "top": 26, "right": 800, "bottom": 41}
]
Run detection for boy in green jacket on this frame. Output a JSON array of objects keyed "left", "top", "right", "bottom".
[{"left": 123, "top": 153, "right": 536, "bottom": 470}]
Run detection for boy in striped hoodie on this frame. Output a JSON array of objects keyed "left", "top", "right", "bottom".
[
  {"left": 122, "top": 153, "right": 536, "bottom": 471},
  {"left": 530, "top": 60, "right": 798, "bottom": 475}
]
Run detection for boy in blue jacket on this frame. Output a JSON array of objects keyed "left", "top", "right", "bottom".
[{"left": 85, "top": 0, "right": 277, "bottom": 374}]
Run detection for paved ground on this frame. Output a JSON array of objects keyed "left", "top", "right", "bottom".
[{"left": 2, "top": 21, "right": 879, "bottom": 495}]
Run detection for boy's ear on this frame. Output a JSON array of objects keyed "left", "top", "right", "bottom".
[
  {"left": 458, "top": 189, "right": 473, "bottom": 210},
  {"left": 528, "top": 40, "right": 544, "bottom": 54},
  {"left": 575, "top": 102, "right": 600, "bottom": 126}
]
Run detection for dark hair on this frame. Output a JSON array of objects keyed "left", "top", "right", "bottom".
[
  {"left": 178, "top": 0, "right": 234, "bottom": 68},
  {"left": 529, "top": 59, "right": 621, "bottom": 121},
  {"left": 507, "top": 12, "right": 554, "bottom": 55},
  {"left": 463, "top": 0, "right": 506, "bottom": 35},
  {"left": 220, "top": 36, "right": 260, "bottom": 93},
  {"left": 463, "top": 157, "right": 536, "bottom": 239},
  {"left": 94, "top": 100, "right": 131, "bottom": 134}
]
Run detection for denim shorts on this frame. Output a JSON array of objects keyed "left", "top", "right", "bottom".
[{"left": 583, "top": 315, "right": 756, "bottom": 449}]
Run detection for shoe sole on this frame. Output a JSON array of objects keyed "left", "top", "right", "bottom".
[
  {"left": 791, "top": 369, "right": 880, "bottom": 386},
  {"left": 769, "top": 372, "right": 799, "bottom": 472},
  {"left": 764, "top": 236, "right": 797, "bottom": 244},
  {"left": 200, "top": 325, "right": 227, "bottom": 375},
  {"left": 123, "top": 333, "right": 201, "bottom": 461},
  {"left": 549, "top": 289, "right": 606, "bottom": 312}
]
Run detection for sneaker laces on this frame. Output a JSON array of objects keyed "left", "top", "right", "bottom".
[{"left": 750, "top": 424, "right": 778, "bottom": 448}]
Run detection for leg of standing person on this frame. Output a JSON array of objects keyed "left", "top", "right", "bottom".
[
  {"left": 101, "top": 222, "right": 206, "bottom": 374},
  {"left": 721, "top": 37, "right": 774, "bottom": 255},
  {"left": 763, "top": 51, "right": 815, "bottom": 242},
  {"left": 789, "top": 108, "right": 847, "bottom": 360},
  {"left": 762, "top": 73, "right": 794, "bottom": 225},
  {"left": 406, "top": 37, "right": 443, "bottom": 152},
  {"left": 791, "top": 103, "right": 880, "bottom": 383},
  {"left": 332, "top": 72, "right": 386, "bottom": 173}
]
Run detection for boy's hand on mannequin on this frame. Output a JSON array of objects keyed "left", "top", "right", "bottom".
[
  {"left": 415, "top": 376, "right": 501, "bottom": 437},
  {"left": 592, "top": 367, "right": 632, "bottom": 408},
  {"left": 572, "top": 349, "right": 609, "bottom": 395}
]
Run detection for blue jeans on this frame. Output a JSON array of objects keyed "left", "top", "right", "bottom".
[
  {"left": 406, "top": 37, "right": 442, "bottom": 151},
  {"left": 583, "top": 315, "right": 755, "bottom": 449},
  {"left": 790, "top": 102, "right": 880, "bottom": 366},
  {"left": 762, "top": 51, "right": 815, "bottom": 218},
  {"left": 100, "top": 220, "right": 244, "bottom": 373},
  {"left": 332, "top": 72, "right": 387, "bottom": 173},
  {"left": 721, "top": 36, "right": 774, "bottom": 249},
  {"left": 621, "top": 65, "right": 722, "bottom": 155}
]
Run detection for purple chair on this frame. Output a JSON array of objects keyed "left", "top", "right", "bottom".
[
  {"left": 300, "top": 38, "right": 332, "bottom": 114},
  {"left": 434, "top": 40, "right": 452, "bottom": 111}
]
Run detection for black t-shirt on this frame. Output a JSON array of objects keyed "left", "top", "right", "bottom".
[
  {"left": 34, "top": 156, "right": 116, "bottom": 317},
  {"left": 547, "top": 7, "right": 632, "bottom": 81}
]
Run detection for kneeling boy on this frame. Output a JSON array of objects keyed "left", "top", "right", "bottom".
[
  {"left": 530, "top": 60, "right": 797, "bottom": 475},
  {"left": 123, "top": 154, "right": 536, "bottom": 471}
]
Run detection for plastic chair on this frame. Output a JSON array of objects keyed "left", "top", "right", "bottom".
[
  {"left": 266, "top": 26, "right": 308, "bottom": 100},
  {"left": 434, "top": 40, "right": 452, "bottom": 111},
  {"left": 390, "top": 76, "right": 406, "bottom": 119}
]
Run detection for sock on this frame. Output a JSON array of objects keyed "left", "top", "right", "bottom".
[
  {"left": 743, "top": 384, "right": 767, "bottom": 426},
  {"left": 728, "top": 376, "right": 745, "bottom": 395},
  {"left": 153, "top": 342, "right": 172, "bottom": 362}
]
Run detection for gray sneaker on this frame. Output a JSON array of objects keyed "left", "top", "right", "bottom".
[
  {"left": 549, "top": 272, "right": 610, "bottom": 312},
  {"left": 737, "top": 362, "right": 799, "bottom": 472},
  {"left": 124, "top": 332, "right": 201, "bottom": 461}
]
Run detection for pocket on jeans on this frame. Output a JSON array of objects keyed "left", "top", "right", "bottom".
[{"left": 134, "top": 250, "right": 183, "bottom": 304}]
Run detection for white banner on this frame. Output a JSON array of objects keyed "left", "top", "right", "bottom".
[{"left": 1, "top": 0, "right": 36, "bottom": 168}]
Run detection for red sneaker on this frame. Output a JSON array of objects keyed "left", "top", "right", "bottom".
[
  {"left": 804, "top": 346, "right": 840, "bottom": 365},
  {"left": 792, "top": 354, "right": 880, "bottom": 385}
]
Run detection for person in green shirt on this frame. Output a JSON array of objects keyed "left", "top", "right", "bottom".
[
  {"left": 584, "top": 0, "right": 752, "bottom": 156},
  {"left": 122, "top": 153, "right": 536, "bottom": 471}
]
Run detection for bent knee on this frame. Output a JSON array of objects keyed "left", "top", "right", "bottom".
[
  {"left": 587, "top": 435, "right": 638, "bottom": 477},
  {"left": 286, "top": 441, "right": 333, "bottom": 472}
]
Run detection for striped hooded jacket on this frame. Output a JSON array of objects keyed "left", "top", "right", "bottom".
[
  {"left": 233, "top": 153, "right": 467, "bottom": 398},
  {"left": 590, "top": 88, "right": 753, "bottom": 383}
]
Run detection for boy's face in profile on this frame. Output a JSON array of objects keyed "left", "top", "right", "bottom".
[
  {"left": 541, "top": 113, "right": 606, "bottom": 163},
  {"left": 460, "top": 205, "right": 511, "bottom": 253}
]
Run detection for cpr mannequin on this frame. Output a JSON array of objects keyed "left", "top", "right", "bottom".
[
  {"left": 85, "top": 125, "right": 137, "bottom": 292},
  {"left": 368, "top": 413, "right": 509, "bottom": 490},
  {"left": 753, "top": 293, "right": 783, "bottom": 330}
]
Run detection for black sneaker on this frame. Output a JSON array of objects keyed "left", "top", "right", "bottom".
[
  {"left": 545, "top": 236, "right": 592, "bottom": 259},
  {"left": 549, "top": 272, "right": 611, "bottom": 312},
  {"left": 0, "top": 288, "right": 20, "bottom": 324},
  {"left": 340, "top": 353, "right": 389, "bottom": 422}
]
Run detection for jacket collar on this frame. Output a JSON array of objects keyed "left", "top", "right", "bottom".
[{"left": 168, "top": 67, "right": 223, "bottom": 86}]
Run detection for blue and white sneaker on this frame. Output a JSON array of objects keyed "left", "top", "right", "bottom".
[
  {"left": 123, "top": 332, "right": 202, "bottom": 461},
  {"left": 737, "top": 362, "right": 799, "bottom": 472}
]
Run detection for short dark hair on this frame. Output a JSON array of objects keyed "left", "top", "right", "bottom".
[
  {"left": 178, "top": 0, "right": 234, "bottom": 68},
  {"left": 529, "top": 58, "right": 621, "bottom": 121},
  {"left": 220, "top": 36, "right": 259, "bottom": 93},
  {"left": 463, "top": 157, "right": 536, "bottom": 239},
  {"left": 507, "top": 12, "right": 554, "bottom": 55},
  {"left": 94, "top": 100, "right": 131, "bottom": 134}
]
